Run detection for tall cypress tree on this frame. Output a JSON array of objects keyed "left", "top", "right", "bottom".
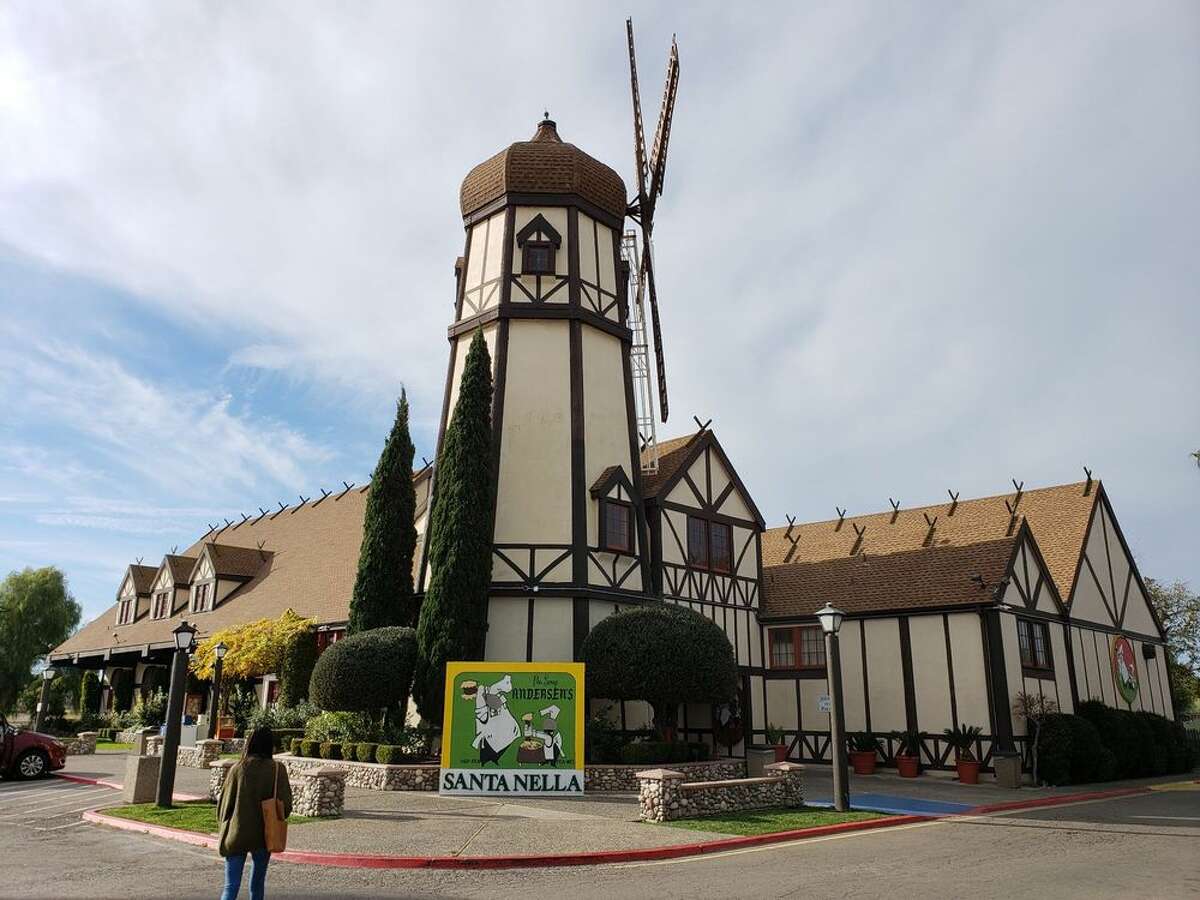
[
  {"left": 348, "top": 389, "right": 417, "bottom": 633},
  {"left": 413, "top": 330, "right": 494, "bottom": 724}
]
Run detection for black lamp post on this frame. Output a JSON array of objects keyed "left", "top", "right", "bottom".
[
  {"left": 34, "top": 666, "right": 55, "bottom": 733},
  {"left": 207, "top": 642, "right": 228, "bottom": 740},
  {"left": 156, "top": 620, "right": 197, "bottom": 808},
  {"left": 817, "top": 604, "right": 850, "bottom": 813}
]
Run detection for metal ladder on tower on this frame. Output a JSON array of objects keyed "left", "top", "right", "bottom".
[{"left": 622, "top": 230, "right": 659, "bottom": 475}]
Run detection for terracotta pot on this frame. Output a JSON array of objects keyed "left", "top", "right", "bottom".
[
  {"left": 772, "top": 744, "right": 788, "bottom": 762},
  {"left": 956, "top": 758, "right": 980, "bottom": 785},
  {"left": 896, "top": 754, "right": 920, "bottom": 778},
  {"left": 849, "top": 749, "right": 877, "bottom": 775}
]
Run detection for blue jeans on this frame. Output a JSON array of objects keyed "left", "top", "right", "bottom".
[{"left": 221, "top": 849, "right": 270, "bottom": 900}]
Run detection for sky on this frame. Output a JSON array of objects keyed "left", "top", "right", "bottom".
[{"left": 1, "top": 1, "right": 1197, "bottom": 624}]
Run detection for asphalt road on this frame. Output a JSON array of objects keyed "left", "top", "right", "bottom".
[{"left": 0, "top": 782, "right": 1196, "bottom": 898}]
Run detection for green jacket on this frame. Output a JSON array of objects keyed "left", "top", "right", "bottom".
[{"left": 217, "top": 757, "right": 293, "bottom": 856}]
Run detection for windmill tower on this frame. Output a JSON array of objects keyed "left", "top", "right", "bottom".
[{"left": 421, "top": 22, "right": 679, "bottom": 663}]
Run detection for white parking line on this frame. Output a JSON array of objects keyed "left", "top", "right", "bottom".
[
  {"left": 0, "top": 788, "right": 114, "bottom": 819},
  {"left": 1, "top": 782, "right": 79, "bottom": 798}
]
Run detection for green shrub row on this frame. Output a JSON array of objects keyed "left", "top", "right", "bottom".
[
  {"left": 618, "top": 741, "right": 711, "bottom": 765},
  {"left": 1037, "top": 704, "right": 1194, "bottom": 786},
  {"left": 288, "top": 738, "right": 426, "bottom": 766}
]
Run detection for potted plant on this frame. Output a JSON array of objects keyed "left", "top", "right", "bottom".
[
  {"left": 892, "top": 728, "right": 921, "bottom": 777},
  {"left": 944, "top": 724, "right": 984, "bottom": 784},
  {"left": 848, "top": 732, "right": 878, "bottom": 775},
  {"left": 764, "top": 723, "right": 788, "bottom": 762}
]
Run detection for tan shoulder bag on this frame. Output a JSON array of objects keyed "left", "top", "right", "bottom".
[{"left": 261, "top": 761, "right": 288, "bottom": 853}]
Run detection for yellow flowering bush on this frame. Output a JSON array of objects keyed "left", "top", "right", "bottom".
[{"left": 190, "top": 609, "right": 315, "bottom": 683}]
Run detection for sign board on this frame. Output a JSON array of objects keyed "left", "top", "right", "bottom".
[
  {"left": 817, "top": 694, "right": 832, "bottom": 713},
  {"left": 439, "top": 661, "right": 585, "bottom": 797},
  {"left": 1111, "top": 635, "right": 1139, "bottom": 706}
]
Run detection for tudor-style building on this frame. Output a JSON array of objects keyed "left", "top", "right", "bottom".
[{"left": 51, "top": 118, "right": 1177, "bottom": 774}]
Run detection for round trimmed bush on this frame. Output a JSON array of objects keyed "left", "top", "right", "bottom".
[
  {"left": 289, "top": 737, "right": 303, "bottom": 756},
  {"left": 340, "top": 741, "right": 357, "bottom": 762},
  {"left": 318, "top": 740, "right": 341, "bottom": 760},
  {"left": 376, "top": 744, "right": 403, "bottom": 765},
  {"left": 356, "top": 742, "right": 378, "bottom": 763},
  {"left": 309, "top": 626, "right": 417, "bottom": 712},
  {"left": 580, "top": 603, "right": 738, "bottom": 734},
  {"left": 300, "top": 739, "right": 321, "bottom": 758}
]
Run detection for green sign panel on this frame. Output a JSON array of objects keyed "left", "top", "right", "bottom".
[{"left": 439, "top": 661, "right": 585, "bottom": 796}]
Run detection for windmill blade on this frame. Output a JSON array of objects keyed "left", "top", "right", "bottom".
[
  {"left": 626, "top": 18, "right": 648, "bottom": 214},
  {"left": 641, "top": 241, "right": 669, "bottom": 422},
  {"left": 647, "top": 35, "right": 680, "bottom": 207}
]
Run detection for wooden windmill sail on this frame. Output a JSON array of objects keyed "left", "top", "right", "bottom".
[{"left": 624, "top": 18, "right": 679, "bottom": 439}]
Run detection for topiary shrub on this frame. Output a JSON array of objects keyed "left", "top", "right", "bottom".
[
  {"left": 300, "top": 739, "right": 321, "bottom": 758},
  {"left": 341, "top": 741, "right": 358, "bottom": 762},
  {"left": 289, "top": 737, "right": 303, "bottom": 756},
  {"left": 303, "top": 710, "right": 377, "bottom": 744},
  {"left": 319, "top": 740, "right": 341, "bottom": 760},
  {"left": 110, "top": 668, "right": 135, "bottom": 713},
  {"left": 1037, "top": 713, "right": 1115, "bottom": 785},
  {"left": 580, "top": 604, "right": 738, "bottom": 736},
  {"left": 278, "top": 626, "right": 319, "bottom": 708},
  {"left": 79, "top": 671, "right": 101, "bottom": 719},
  {"left": 309, "top": 626, "right": 417, "bottom": 713},
  {"left": 376, "top": 744, "right": 403, "bottom": 765},
  {"left": 357, "top": 742, "right": 378, "bottom": 763}
]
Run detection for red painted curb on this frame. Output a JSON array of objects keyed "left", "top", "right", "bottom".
[
  {"left": 83, "top": 809, "right": 927, "bottom": 869},
  {"left": 56, "top": 772, "right": 205, "bottom": 802},
  {"left": 968, "top": 786, "right": 1149, "bottom": 815}
]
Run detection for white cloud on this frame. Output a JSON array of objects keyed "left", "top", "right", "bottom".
[{"left": 0, "top": 1, "right": 1197, "bottom": 597}]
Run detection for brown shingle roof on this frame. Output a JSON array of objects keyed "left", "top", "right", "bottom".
[
  {"left": 761, "top": 482, "right": 1098, "bottom": 603},
  {"left": 54, "top": 487, "right": 373, "bottom": 659},
  {"left": 165, "top": 555, "right": 197, "bottom": 585},
  {"left": 127, "top": 565, "right": 157, "bottom": 596},
  {"left": 640, "top": 433, "right": 702, "bottom": 498},
  {"left": 761, "top": 536, "right": 1019, "bottom": 619},
  {"left": 202, "top": 543, "right": 271, "bottom": 579},
  {"left": 460, "top": 119, "right": 627, "bottom": 221}
]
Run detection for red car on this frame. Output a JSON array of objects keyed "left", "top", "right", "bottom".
[{"left": 0, "top": 712, "right": 67, "bottom": 779}]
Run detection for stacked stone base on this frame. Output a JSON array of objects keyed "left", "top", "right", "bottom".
[
  {"left": 278, "top": 754, "right": 438, "bottom": 791},
  {"left": 638, "top": 762, "right": 804, "bottom": 822},
  {"left": 585, "top": 759, "right": 745, "bottom": 792},
  {"left": 209, "top": 759, "right": 344, "bottom": 817},
  {"left": 63, "top": 732, "right": 98, "bottom": 756},
  {"left": 145, "top": 736, "right": 222, "bottom": 768}
]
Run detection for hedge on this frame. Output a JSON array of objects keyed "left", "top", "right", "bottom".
[
  {"left": 1037, "top": 713, "right": 1116, "bottom": 785},
  {"left": 289, "top": 738, "right": 303, "bottom": 756},
  {"left": 357, "top": 742, "right": 378, "bottom": 763},
  {"left": 278, "top": 626, "right": 319, "bottom": 707},
  {"left": 341, "top": 741, "right": 358, "bottom": 762},
  {"left": 273, "top": 728, "right": 305, "bottom": 751},
  {"left": 619, "top": 741, "right": 711, "bottom": 766},
  {"left": 309, "top": 626, "right": 417, "bottom": 712},
  {"left": 580, "top": 604, "right": 738, "bottom": 733},
  {"left": 1075, "top": 701, "right": 1190, "bottom": 778},
  {"left": 376, "top": 744, "right": 405, "bottom": 765},
  {"left": 319, "top": 741, "right": 342, "bottom": 760},
  {"left": 300, "top": 739, "right": 321, "bottom": 758}
]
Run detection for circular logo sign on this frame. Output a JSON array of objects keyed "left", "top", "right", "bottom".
[{"left": 1111, "top": 635, "right": 1139, "bottom": 706}]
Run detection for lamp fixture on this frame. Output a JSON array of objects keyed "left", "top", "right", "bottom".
[{"left": 815, "top": 604, "right": 846, "bottom": 636}]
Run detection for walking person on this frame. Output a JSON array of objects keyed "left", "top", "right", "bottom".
[{"left": 217, "top": 726, "right": 292, "bottom": 900}]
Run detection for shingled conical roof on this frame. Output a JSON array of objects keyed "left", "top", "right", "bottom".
[{"left": 459, "top": 117, "right": 627, "bottom": 221}]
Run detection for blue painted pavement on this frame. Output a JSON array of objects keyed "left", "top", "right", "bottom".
[{"left": 808, "top": 792, "right": 973, "bottom": 816}]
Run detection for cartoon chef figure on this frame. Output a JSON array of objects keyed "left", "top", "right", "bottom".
[
  {"left": 531, "top": 704, "right": 564, "bottom": 766},
  {"left": 471, "top": 674, "right": 519, "bottom": 766}
]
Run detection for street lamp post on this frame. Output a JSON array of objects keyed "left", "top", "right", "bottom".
[
  {"left": 34, "top": 667, "right": 55, "bottom": 732},
  {"left": 816, "top": 604, "right": 850, "bottom": 813},
  {"left": 156, "top": 620, "right": 197, "bottom": 808},
  {"left": 207, "top": 642, "right": 228, "bottom": 740}
]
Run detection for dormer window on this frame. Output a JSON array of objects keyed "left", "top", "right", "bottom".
[
  {"left": 151, "top": 591, "right": 171, "bottom": 619},
  {"left": 516, "top": 213, "right": 562, "bottom": 276},
  {"left": 117, "top": 596, "right": 135, "bottom": 625},
  {"left": 192, "top": 582, "right": 212, "bottom": 613},
  {"left": 600, "top": 499, "right": 633, "bottom": 554}
]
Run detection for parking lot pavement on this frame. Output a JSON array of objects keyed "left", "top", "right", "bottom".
[{"left": 0, "top": 777, "right": 123, "bottom": 832}]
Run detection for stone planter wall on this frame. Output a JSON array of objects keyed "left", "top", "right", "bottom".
[
  {"left": 292, "top": 768, "right": 346, "bottom": 818},
  {"left": 638, "top": 762, "right": 804, "bottom": 822},
  {"left": 63, "top": 732, "right": 99, "bottom": 755},
  {"left": 221, "top": 738, "right": 246, "bottom": 755},
  {"left": 145, "top": 736, "right": 222, "bottom": 768},
  {"left": 586, "top": 759, "right": 745, "bottom": 792},
  {"left": 116, "top": 729, "right": 144, "bottom": 744},
  {"left": 278, "top": 754, "right": 439, "bottom": 791},
  {"left": 209, "top": 758, "right": 344, "bottom": 817}
]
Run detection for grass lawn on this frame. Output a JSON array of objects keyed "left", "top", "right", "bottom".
[
  {"left": 659, "top": 806, "right": 885, "bottom": 836},
  {"left": 100, "top": 800, "right": 318, "bottom": 834},
  {"left": 95, "top": 741, "right": 133, "bottom": 752}
]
